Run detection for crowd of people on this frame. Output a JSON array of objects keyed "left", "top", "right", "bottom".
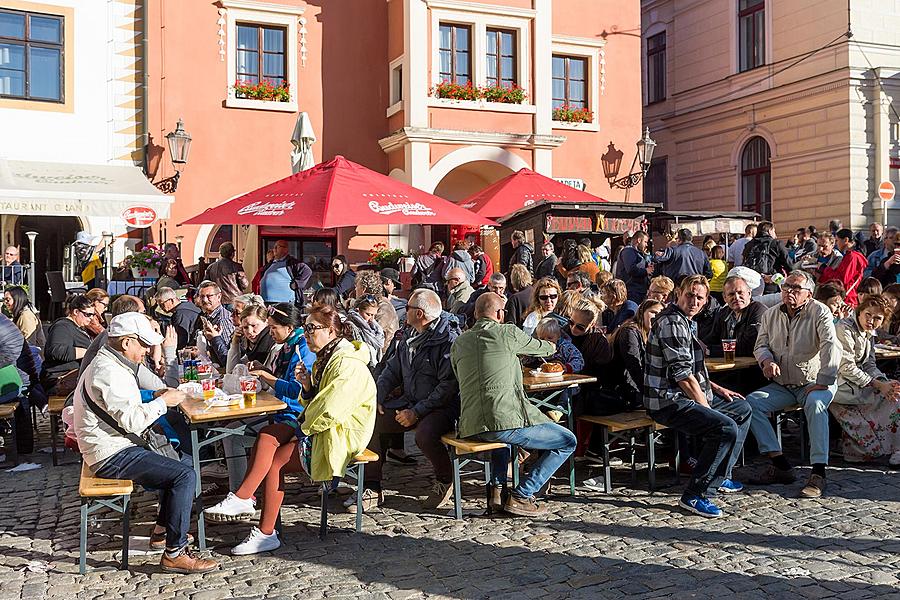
[{"left": 2, "top": 220, "right": 900, "bottom": 574}]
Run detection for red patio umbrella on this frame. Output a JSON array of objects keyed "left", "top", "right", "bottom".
[
  {"left": 180, "top": 155, "right": 497, "bottom": 227},
  {"left": 459, "top": 168, "right": 610, "bottom": 219}
]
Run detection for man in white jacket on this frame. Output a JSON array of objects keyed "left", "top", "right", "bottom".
[{"left": 73, "top": 313, "right": 217, "bottom": 574}]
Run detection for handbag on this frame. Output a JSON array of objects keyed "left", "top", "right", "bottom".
[{"left": 80, "top": 381, "right": 179, "bottom": 460}]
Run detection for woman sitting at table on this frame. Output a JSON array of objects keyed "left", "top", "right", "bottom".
[
  {"left": 205, "top": 304, "right": 376, "bottom": 555},
  {"left": 83, "top": 288, "right": 110, "bottom": 338},
  {"left": 830, "top": 295, "right": 900, "bottom": 467},
  {"left": 521, "top": 277, "right": 565, "bottom": 335},
  {"left": 42, "top": 294, "right": 94, "bottom": 395},
  {"left": 3, "top": 285, "right": 45, "bottom": 347},
  {"left": 605, "top": 299, "right": 664, "bottom": 412},
  {"left": 220, "top": 302, "right": 314, "bottom": 490},
  {"left": 224, "top": 305, "right": 277, "bottom": 374}
]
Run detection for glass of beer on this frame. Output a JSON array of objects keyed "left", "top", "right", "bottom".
[
  {"left": 239, "top": 376, "right": 258, "bottom": 407},
  {"left": 722, "top": 339, "right": 737, "bottom": 363},
  {"left": 201, "top": 375, "right": 217, "bottom": 401}
]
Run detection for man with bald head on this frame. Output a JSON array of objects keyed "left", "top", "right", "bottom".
[
  {"left": 445, "top": 266, "right": 474, "bottom": 313},
  {"left": 451, "top": 292, "right": 577, "bottom": 517},
  {"left": 2, "top": 245, "right": 24, "bottom": 284}
]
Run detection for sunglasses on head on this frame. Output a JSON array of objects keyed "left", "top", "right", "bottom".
[
  {"left": 360, "top": 294, "right": 377, "bottom": 302},
  {"left": 266, "top": 305, "right": 290, "bottom": 317},
  {"left": 538, "top": 293, "right": 558, "bottom": 301}
]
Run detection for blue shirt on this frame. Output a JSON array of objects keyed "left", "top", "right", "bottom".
[{"left": 260, "top": 258, "right": 294, "bottom": 303}]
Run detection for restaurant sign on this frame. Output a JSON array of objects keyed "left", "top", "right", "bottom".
[
  {"left": 545, "top": 214, "right": 593, "bottom": 234},
  {"left": 546, "top": 213, "right": 646, "bottom": 234},
  {"left": 596, "top": 214, "right": 646, "bottom": 234},
  {"left": 554, "top": 178, "right": 587, "bottom": 191},
  {"left": 122, "top": 206, "right": 158, "bottom": 228}
]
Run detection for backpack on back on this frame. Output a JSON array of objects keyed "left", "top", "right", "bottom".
[{"left": 744, "top": 240, "right": 775, "bottom": 275}]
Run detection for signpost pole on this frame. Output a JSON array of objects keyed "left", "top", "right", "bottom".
[{"left": 878, "top": 181, "right": 895, "bottom": 230}]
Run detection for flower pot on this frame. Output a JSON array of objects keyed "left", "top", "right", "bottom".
[{"left": 131, "top": 267, "right": 159, "bottom": 279}]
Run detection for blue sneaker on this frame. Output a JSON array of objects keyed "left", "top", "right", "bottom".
[
  {"left": 678, "top": 495, "right": 723, "bottom": 518},
  {"left": 717, "top": 479, "right": 744, "bottom": 494}
]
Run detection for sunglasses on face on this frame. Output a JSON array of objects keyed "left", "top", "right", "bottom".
[
  {"left": 571, "top": 322, "right": 591, "bottom": 332},
  {"left": 78, "top": 309, "right": 96, "bottom": 317},
  {"left": 538, "top": 294, "right": 558, "bottom": 301},
  {"left": 304, "top": 322, "right": 329, "bottom": 332}
]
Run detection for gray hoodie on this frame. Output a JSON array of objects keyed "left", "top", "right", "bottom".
[{"left": 447, "top": 249, "right": 476, "bottom": 284}]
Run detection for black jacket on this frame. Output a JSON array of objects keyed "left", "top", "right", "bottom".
[
  {"left": 375, "top": 314, "right": 461, "bottom": 418},
  {"left": 508, "top": 243, "right": 534, "bottom": 274},
  {"left": 567, "top": 329, "right": 613, "bottom": 377},
  {"left": 43, "top": 317, "right": 91, "bottom": 381},
  {"left": 607, "top": 326, "right": 645, "bottom": 409},
  {"left": 742, "top": 234, "right": 793, "bottom": 276},
  {"left": 170, "top": 301, "right": 202, "bottom": 350},
  {"left": 616, "top": 246, "right": 651, "bottom": 303},
  {"left": 692, "top": 294, "right": 721, "bottom": 342},
  {"left": 333, "top": 269, "right": 357, "bottom": 299},
  {"left": 534, "top": 254, "right": 558, "bottom": 280},
  {"left": 701, "top": 301, "right": 767, "bottom": 358},
  {"left": 504, "top": 285, "right": 534, "bottom": 327}
]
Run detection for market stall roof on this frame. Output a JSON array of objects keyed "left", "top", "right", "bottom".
[
  {"left": 459, "top": 168, "right": 611, "bottom": 219},
  {"left": 654, "top": 210, "right": 761, "bottom": 220},
  {"left": 181, "top": 155, "right": 496, "bottom": 228},
  {"left": 0, "top": 158, "right": 172, "bottom": 218}
]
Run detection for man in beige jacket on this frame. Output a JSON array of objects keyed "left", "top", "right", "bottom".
[{"left": 747, "top": 270, "right": 841, "bottom": 499}]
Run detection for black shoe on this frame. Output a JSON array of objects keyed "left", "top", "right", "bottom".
[{"left": 386, "top": 450, "right": 417, "bottom": 465}]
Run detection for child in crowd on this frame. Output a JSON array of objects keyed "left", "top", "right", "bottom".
[
  {"left": 708, "top": 246, "right": 727, "bottom": 304},
  {"left": 857, "top": 277, "right": 883, "bottom": 305},
  {"left": 524, "top": 317, "right": 584, "bottom": 374},
  {"left": 814, "top": 280, "right": 850, "bottom": 322}
]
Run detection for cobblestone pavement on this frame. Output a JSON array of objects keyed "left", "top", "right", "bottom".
[{"left": 1, "top": 420, "right": 899, "bottom": 600}]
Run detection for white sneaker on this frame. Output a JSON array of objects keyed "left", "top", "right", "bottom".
[
  {"left": 204, "top": 492, "right": 255, "bottom": 522},
  {"left": 582, "top": 476, "right": 606, "bottom": 491},
  {"left": 342, "top": 488, "right": 384, "bottom": 513},
  {"left": 232, "top": 527, "right": 281, "bottom": 555},
  {"left": 200, "top": 462, "right": 230, "bottom": 480}
]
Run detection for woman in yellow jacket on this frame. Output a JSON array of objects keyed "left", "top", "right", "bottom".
[{"left": 204, "top": 304, "right": 375, "bottom": 555}]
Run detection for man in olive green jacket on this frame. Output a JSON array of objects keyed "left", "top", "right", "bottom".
[{"left": 450, "top": 292, "right": 577, "bottom": 517}]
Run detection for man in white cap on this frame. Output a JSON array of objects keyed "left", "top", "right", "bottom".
[{"left": 73, "top": 313, "right": 217, "bottom": 574}]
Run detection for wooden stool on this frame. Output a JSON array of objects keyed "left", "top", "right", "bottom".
[
  {"left": 48, "top": 396, "right": 68, "bottom": 466},
  {"left": 441, "top": 435, "right": 510, "bottom": 520},
  {"left": 0, "top": 402, "right": 19, "bottom": 466},
  {"left": 578, "top": 411, "right": 671, "bottom": 493},
  {"left": 78, "top": 462, "right": 133, "bottom": 574},
  {"left": 319, "top": 449, "right": 379, "bottom": 540}
]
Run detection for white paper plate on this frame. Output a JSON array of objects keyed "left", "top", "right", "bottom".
[{"left": 529, "top": 369, "right": 565, "bottom": 380}]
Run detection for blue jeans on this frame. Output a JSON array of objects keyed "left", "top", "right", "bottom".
[
  {"left": 746, "top": 382, "right": 836, "bottom": 464},
  {"left": 473, "top": 423, "right": 577, "bottom": 499},
  {"left": 95, "top": 446, "right": 196, "bottom": 550},
  {"left": 650, "top": 395, "right": 752, "bottom": 498}
]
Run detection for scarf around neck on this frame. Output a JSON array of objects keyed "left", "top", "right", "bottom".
[{"left": 311, "top": 336, "right": 343, "bottom": 389}]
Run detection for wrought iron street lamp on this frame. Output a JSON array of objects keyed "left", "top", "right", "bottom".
[
  {"left": 601, "top": 127, "right": 657, "bottom": 190},
  {"left": 155, "top": 118, "right": 192, "bottom": 193}
]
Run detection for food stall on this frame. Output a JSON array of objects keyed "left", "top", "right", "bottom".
[
  {"left": 496, "top": 201, "right": 660, "bottom": 267},
  {"left": 649, "top": 210, "right": 760, "bottom": 259}
]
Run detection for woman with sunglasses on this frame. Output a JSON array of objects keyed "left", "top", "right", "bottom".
[
  {"left": 206, "top": 304, "right": 376, "bottom": 555},
  {"left": 331, "top": 255, "right": 357, "bottom": 299},
  {"left": 521, "top": 277, "right": 565, "bottom": 336},
  {"left": 42, "top": 294, "right": 95, "bottom": 395},
  {"left": 83, "top": 288, "right": 110, "bottom": 338}
]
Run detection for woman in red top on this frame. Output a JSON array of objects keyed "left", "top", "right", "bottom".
[{"left": 819, "top": 229, "right": 869, "bottom": 306}]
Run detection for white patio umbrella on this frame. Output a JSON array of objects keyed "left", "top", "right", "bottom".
[{"left": 290, "top": 112, "right": 317, "bottom": 173}]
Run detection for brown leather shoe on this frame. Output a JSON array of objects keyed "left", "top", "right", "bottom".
[
  {"left": 488, "top": 485, "right": 504, "bottom": 513},
  {"left": 149, "top": 529, "right": 194, "bottom": 551},
  {"left": 503, "top": 494, "right": 548, "bottom": 517},
  {"left": 748, "top": 464, "right": 797, "bottom": 485},
  {"left": 799, "top": 474, "right": 826, "bottom": 498},
  {"left": 160, "top": 548, "right": 217, "bottom": 574}
]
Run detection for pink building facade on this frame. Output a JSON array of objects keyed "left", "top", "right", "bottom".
[{"left": 146, "top": 0, "right": 642, "bottom": 281}]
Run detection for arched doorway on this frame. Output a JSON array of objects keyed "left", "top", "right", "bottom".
[
  {"left": 16, "top": 216, "right": 82, "bottom": 314},
  {"left": 740, "top": 136, "right": 771, "bottom": 220}
]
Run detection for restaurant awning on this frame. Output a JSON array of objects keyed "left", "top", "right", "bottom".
[{"left": 0, "top": 158, "right": 173, "bottom": 219}]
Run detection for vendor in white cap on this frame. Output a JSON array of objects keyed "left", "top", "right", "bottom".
[{"left": 73, "top": 313, "right": 217, "bottom": 574}]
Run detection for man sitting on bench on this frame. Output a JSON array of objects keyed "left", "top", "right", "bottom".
[{"left": 73, "top": 313, "right": 217, "bottom": 574}]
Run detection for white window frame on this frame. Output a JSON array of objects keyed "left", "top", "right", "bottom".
[
  {"left": 428, "top": 5, "right": 534, "bottom": 114},
  {"left": 551, "top": 36, "right": 603, "bottom": 132},
  {"left": 387, "top": 56, "right": 404, "bottom": 117},
  {"left": 221, "top": 0, "right": 303, "bottom": 113}
]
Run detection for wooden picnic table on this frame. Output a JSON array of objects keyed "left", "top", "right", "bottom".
[
  {"left": 178, "top": 391, "right": 287, "bottom": 550},
  {"left": 523, "top": 372, "right": 598, "bottom": 392},
  {"left": 705, "top": 356, "right": 759, "bottom": 372},
  {"left": 875, "top": 345, "right": 900, "bottom": 360}
]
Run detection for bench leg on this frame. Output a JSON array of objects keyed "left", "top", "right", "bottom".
[
  {"left": 451, "top": 449, "right": 462, "bottom": 520},
  {"left": 484, "top": 460, "right": 492, "bottom": 516},
  {"left": 8, "top": 414, "right": 17, "bottom": 465},
  {"left": 647, "top": 428, "right": 656, "bottom": 492},
  {"left": 601, "top": 427, "right": 612, "bottom": 494},
  {"left": 50, "top": 414, "right": 59, "bottom": 467},
  {"left": 672, "top": 432, "right": 681, "bottom": 486},
  {"left": 319, "top": 482, "right": 328, "bottom": 540},
  {"left": 355, "top": 463, "right": 364, "bottom": 533},
  {"left": 799, "top": 413, "right": 808, "bottom": 464},
  {"left": 120, "top": 495, "right": 130, "bottom": 571},
  {"left": 629, "top": 433, "right": 637, "bottom": 487},
  {"left": 567, "top": 409, "right": 576, "bottom": 496},
  {"left": 79, "top": 501, "right": 88, "bottom": 575},
  {"left": 189, "top": 428, "right": 206, "bottom": 551}
]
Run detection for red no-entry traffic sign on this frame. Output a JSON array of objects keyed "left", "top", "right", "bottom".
[{"left": 878, "top": 181, "right": 895, "bottom": 201}]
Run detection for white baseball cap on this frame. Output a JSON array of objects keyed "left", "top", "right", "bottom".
[{"left": 108, "top": 312, "right": 164, "bottom": 346}]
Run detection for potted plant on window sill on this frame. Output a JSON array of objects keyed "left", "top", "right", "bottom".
[
  {"left": 125, "top": 244, "right": 165, "bottom": 279},
  {"left": 552, "top": 105, "right": 593, "bottom": 124},
  {"left": 432, "top": 81, "right": 527, "bottom": 105},
  {"left": 232, "top": 79, "right": 291, "bottom": 103}
]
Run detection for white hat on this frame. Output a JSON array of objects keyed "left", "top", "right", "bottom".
[
  {"left": 75, "top": 231, "right": 101, "bottom": 246},
  {"left": 727, "top": 266, "right": 763, "bottom": 297},
  {"left": 108, "top": 312, "right": 164, "bottom": 346}
]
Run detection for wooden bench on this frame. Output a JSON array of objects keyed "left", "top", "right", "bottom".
[
  {"left": 79, "top": 462, "right": 133, "bottom": 574},
  {"left": 0, "top": 402, "right": 19, "bottom": 466},
  {"left": 441, "top": 435, "right": 510, "bottom": 520},
  {"left": 319, "top": 449, "right": 379, "bottom": 540},
  {"left": 48, "top": 396, "right": 68, "bottom": 466},
  {"left": 578, "top": 411, "right": 673, "bottom": 494}
]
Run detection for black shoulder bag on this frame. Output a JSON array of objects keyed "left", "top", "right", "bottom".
[{"left": 80, "top": 382, "right": 179, "bottom": 460}]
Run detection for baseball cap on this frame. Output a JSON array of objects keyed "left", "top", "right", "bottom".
[
  {"left": 380, "top": 268, "right": 402, "bottom": 289},
  {"left": 108, "top": 312, "right": 164, "bottom": 346}
]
